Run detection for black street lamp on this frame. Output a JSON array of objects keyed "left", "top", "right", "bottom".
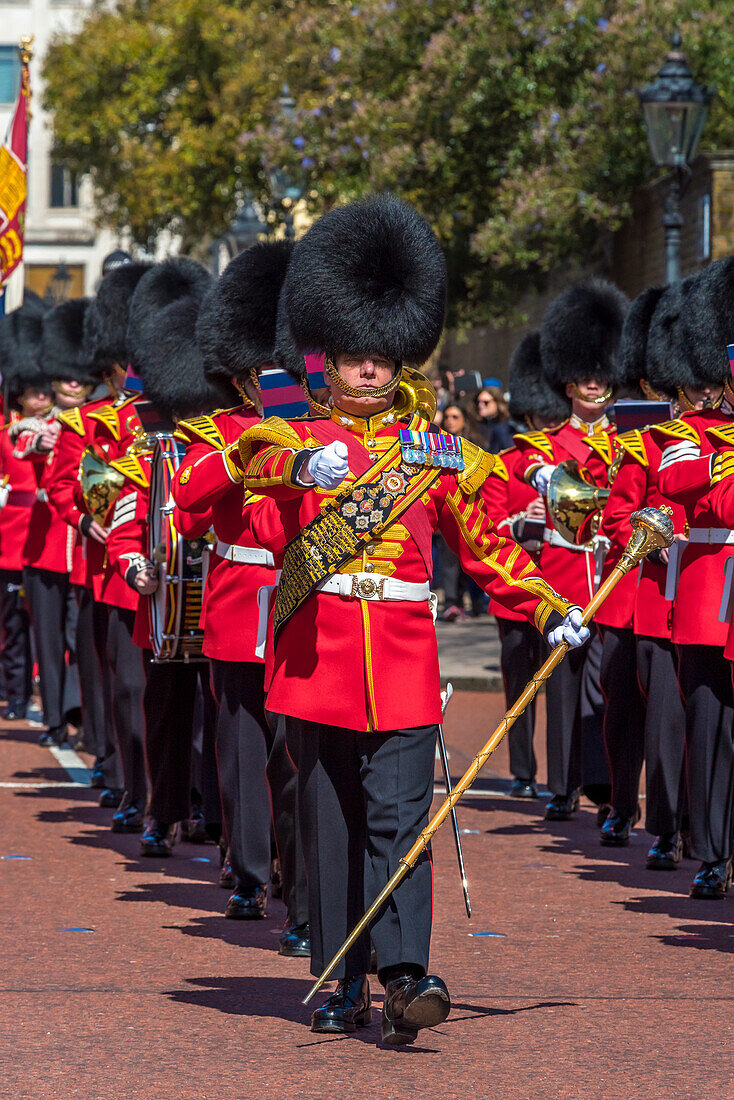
[
  {"left": 638, "top": 33, "right": 715, "bottom": 283},
  {"left": 45, "top": 260, "right": 73, "bottom": 305},
  {"left": 267, "top": 84, "right": 303, "bottom": 241},
  {"left": 211, "top": 197, "right": 267, "bottom": 275}
]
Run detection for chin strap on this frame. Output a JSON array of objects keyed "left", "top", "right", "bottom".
[
  {"left": 569, "top": 383, "right": 613, "bottom": 406},
  {"left": 677, "top": 380, "right": 733, "bottom": 412},
  {"left": 324, "top": 355, "right": 402, "bottom": 400}
]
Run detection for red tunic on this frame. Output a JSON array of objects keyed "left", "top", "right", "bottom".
[
  {"left": 172, "top": 405, "right": 277, "bottom": 664},
  {"left": 692, "top": 425, "right": 734, "bottom": 659},
  {"left": 0, "top": 415, "right": 37, "bottom": 572},
  {"left": 50, "top": 394, "right": 142, "bottom": 606},
  {"left": 654, "top": 409, "right": 734, "bottom": 648},
  {"left": 12, "top": 415, "right": 77, "bottom": 574},
  {"left": 104, "top": 477, "right": 151, "bottom": 648},
  {"left": 513, "top": 416, "right": 617, "bottom": 610},
  {"left": 482, "top": 447, "right": 541, "bottom": 622},
  {"left": 239, "top": 407, "right": 573, "bottom": 733}
]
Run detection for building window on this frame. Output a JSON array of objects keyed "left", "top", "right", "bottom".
[
  {"left": 699, "top": 193, "right": 711, "bottom": 261},
  {"left": 0, "top": 46, "right": 21, "bottom": 105},
  {"left": 50, "top": 164, "right": 79, "bottom": 208}
]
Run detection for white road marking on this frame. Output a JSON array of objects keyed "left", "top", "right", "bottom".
[
  {"left": 46, "top": 743, "right": 91, "bottom": 786},
  {"left": 0, "top": 781, "right": 85, "bottom": 789}
]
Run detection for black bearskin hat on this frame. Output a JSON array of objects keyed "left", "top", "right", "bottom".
[
  {"left": 540, "top": 279, "right": 629, "bottom": 393},
  {"left": 40, "top": 298, "right": 98, "bottom": 385},
  {"left": 279, "top": 193, "right": 447, "bottom": 373},
  {"left": 0, "top": 291, "right": 50, "bottom": 401},
  {"left": 197, "top": 241, "right": 295, "bottom": 383},
  {"left": 101, "top": 249, "right": 132, "bottom": 276},
  {"left": 84, "top": 261, "right": 153, "bottom": 371},
  {"left": 508, "top": 331, "right": 570, "bottom": 422},
  {"left": 679, "top": 258, "right": 734, "bottom": 386},
  {"left": 127, "top": 258, "right": 233, "bottom": 421},
  {"left": 646, "top": 278, "right": 697, "bottom": 395},
  {"left": 618, "top": 285, "right": 667, "bottom": 388}
]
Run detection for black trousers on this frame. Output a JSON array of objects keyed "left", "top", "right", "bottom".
[
  {"left": 211, "top": 660, "right": 306, "bottom": 920},
  {"left": 144, "top": 659, "right": 215, "bottom": 824},
  {"left": 0, "top": 568, "right": 31, "bottom": 705},
  {"left": 91, "top": 597, "right": 121, "bottom": 787},
  {"left": 545, "top": 626, "right": 609, "bottom": 801},
  {"left": 74, "top": 586, "right": 121, "bottom": 787},
  {"left": 599, "top": 626, "right": 646, "bottom": 819},
  {"left": 105, "top": 606, "right": 147, "bottom": 806},
  {"left": 676, "top": 645, "right": 734, "bottom": 863},
  {"left": 286, "top": 718, "right": 436, "bottom": 981},
  {"left": 23, "top": 567, "right": 81, "bottom": 731},
  {"left": 636, "top": 635, "right": 686, "bottom": 837},
  {"left": 497, "top": 617, "right": 543, "bottom": 782},
  {"left": 190, "top": 677, "right": 221, "bottom": 829}
]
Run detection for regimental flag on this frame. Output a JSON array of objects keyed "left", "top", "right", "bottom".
[{"left": 0, "top": 39, "right": 32, "bottom": 316}]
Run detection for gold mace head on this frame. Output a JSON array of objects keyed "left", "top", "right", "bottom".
[{"left": 617, "top": 504, "right": 674, "bottom": 575}]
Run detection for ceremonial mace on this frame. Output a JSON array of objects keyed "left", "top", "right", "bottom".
[
  {"left": 303, "top": 506, "right": 673, "bottom": 1005},
  {"left": 436, "top": 682, "right": 472, "bottom": 918}
]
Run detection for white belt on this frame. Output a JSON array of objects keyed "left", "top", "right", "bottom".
[
  {"left": 543, "top": 527, "right": 592, "bottom": 553},
  {"left": 216, "top": 541, "right": 274, "bottom": 567},
  {"left": 317, "top": 572, "right": 431, "bottom": 603},
  {"left": 686, "top": 528, "right": 734, "bottom": 545}
]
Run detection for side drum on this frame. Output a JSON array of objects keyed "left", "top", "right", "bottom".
[{"left": 148, "top": 436, "right": 207, "bottom": 661}]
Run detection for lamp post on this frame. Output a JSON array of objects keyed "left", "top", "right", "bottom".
[
  {"left": 638, "top": 33, "right": 715, "bottom": 284},
  {"left": 267, "top": 84, "right": 303, "bottom": 240},
  {"left": 211, "top": 197, "right": 267, "bottom": 275},
  {"left": 45, "top": 260, "right": 72, "bottom": 304}
]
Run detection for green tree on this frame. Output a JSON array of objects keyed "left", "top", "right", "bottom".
[{"left": 44, "top": 0, "right": 734, "bottom": 322}]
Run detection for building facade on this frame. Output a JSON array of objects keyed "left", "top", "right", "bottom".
[{"left": 0, "top": 1, "right": 119, "bottom": 303}]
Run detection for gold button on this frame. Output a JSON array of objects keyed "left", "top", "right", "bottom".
[
  {"left": 366, "top": 438, "right": 375, "bottom": 448},
  {"left": 364, "top": 562, "right": 375, "bottom": 573},
  {"left": 365, "top": 542, "right": 376, "bottom": 553}
]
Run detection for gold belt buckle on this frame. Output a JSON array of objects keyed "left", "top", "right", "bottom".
[{"left": 350, "top": 575, "right": 386, "bottom": 600}]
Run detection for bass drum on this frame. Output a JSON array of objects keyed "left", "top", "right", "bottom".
[{"left": 148, "top": 435, "right": 207, "bottom": 661}]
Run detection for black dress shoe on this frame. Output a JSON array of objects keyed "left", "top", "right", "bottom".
[
  {"left": 279, "top": 920, "right": 310, "bottom": 957},
  {"left": 111, "top": 801, "right": 145, "bottom": 833},
  {"left": 646, "top": 832, "right": 682, "bottom": 870},
  {"left": 689, "top": 858, "right": 733, "bottom": 899},
  {"left": 311, "top": 975, "right": 371, "bottom": 1034},
  {"left": 511, "top": 778, "right": 538, "bottom": 799},
  {"left": 98, "top": 788, "right": 124, "bottom": 809},
  {"left": 544, "top": 791, "right": 580, "bottom": 821},
  {"left": 89, "top": 765, "right": 106, "bottom": 790},
  {"left": 596, "top": 802, "right": 612, "bottom": 827},
  {"left": 219, "top": 851, "right": 234, "bottom": 889},
  {"left": 140, "top": 821, "right": 175, "bottom": 857},
  {"left": 39, "top": 725, "right": 67, "bottom": 747},
  {"left": 600, "top": 805, "right": 641, "bottom": 847},
  {"left": 225, "top": 885, "right": 267, "bottom": 919},
  {"left": 3, "top": 698, "right": 27, "bottom": 720},
  {"left": 382, "top": 974, "right": 451, "bottom": 1045},
  {"left": 182, "top": 805, "right": 209, "bottom": 844}
]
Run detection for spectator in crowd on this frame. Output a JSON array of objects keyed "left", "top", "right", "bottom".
[{"left": 474, "top": 386, "right": 515, "bottom": 452}]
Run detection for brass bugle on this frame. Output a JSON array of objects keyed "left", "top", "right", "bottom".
[
  {"left": 547, "top": 459, "right": 610, "bottom": 545},
  {"left": 302, "top": 505, "right": 674, "bottom": 1005}
]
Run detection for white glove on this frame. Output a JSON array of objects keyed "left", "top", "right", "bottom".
[
  {"left": 305, "top": 441, "right": 350, "bottom": 489},
  {"left": 0, "top": 482, "right": 9, "bottom": 511},
  {"left": 532, "top": 464, "right": 557, "bottom": 496},
  {"left": 547, "top": 606, "right": 590, "bottom": 649}
]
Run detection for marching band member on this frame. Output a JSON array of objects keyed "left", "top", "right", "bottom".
[
  {"left": 0, "top": 295, "right": 47, "bottom": 721},
  {"left": 12, "top": 300, "right": 98, "bottom": 745},
  {"left": 483, "top": 331, "right": 570, "bottom": 798},
  {"left": 513, "top": 281, "right": 627, "bottom": 821},
  {"left": 651, "top": 259, "right": 734, "bottom": 898},
  {"left": 106, "top": 257, "right": 228, "bottom": 857},
  {"left": 237, "top": 195, "right": 587, "bottom": 1043},
  {"left": 50, "top": 263, "right": 151, "bottom": 822},
  {"left": 598, "top": 286, "right": 687, "bottom": 860},
  {"left": 173, "top": 242, "right": 308, "bottom": 952}
]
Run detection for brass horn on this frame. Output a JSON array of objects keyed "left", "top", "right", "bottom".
[
  {"left": 547, "top": 459, "right": 610, "bottom": 545},
  {"left": 79, "top": 446, "right": 125, "bottom": 526}
]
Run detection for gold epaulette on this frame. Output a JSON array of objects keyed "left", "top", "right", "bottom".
[
  {"left": 614, "top": 429, "right": 648, "bottom": 468},
  {"left": 512, "top": 430, "right": 555, "bottom": 462},
  {"left": 487, "top": 453, "right": 508, "bottom": 481},
  {"left": 583, "top": 431, "right": 615, "bottom": 466},
  {"left": 57, "top": 407, "right": 86, "bottom": 436},
  {"left": 87, "top": 403, "right": 121, "bottom": 440},
  {"left": 458, "top": 440, "right": 495, "bottom": 495},
  {"left": 174, "top": 413, "right": 226, "bottom": 450},
  {"left": 710, "top": 450, "right": 734, "bottom": 487},
  {"left": 650, "top": 418, "right": 701, "bottom": 444},
  {"left": 706, "top": 423, "right": 734, "bottom": 449},
  {"left": 108, "top": 454, "right": 150, "bottom": 489},
  {"left": 238, "top": 415, "right": 320, "bottom": 466}
]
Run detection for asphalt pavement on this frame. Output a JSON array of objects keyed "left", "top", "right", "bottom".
[{"left": 1, "top": 692, "right": 731, "bottom": 1099}]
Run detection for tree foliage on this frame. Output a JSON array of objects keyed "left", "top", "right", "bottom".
[{"left": 43, "top": 0, "right": 734, "bottom": 323}]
